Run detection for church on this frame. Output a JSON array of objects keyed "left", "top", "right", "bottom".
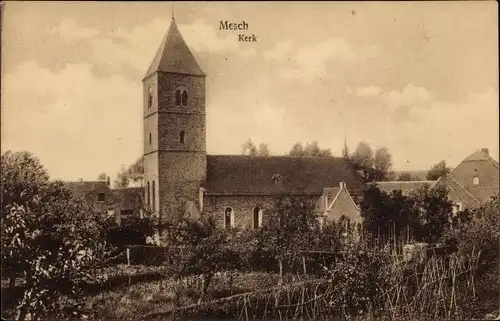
[{"left": 142, "top": 17, "right": 369, "bottom": 232}]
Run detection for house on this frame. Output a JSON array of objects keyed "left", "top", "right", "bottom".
[
  {"left": 371, "top": 148, "right": 499, "bottom": 214},
  {"left": 448, "top": 148, "right": 499, "bottom": 204},
  {"left": 63, "top": 179, "right": 144, "bottom": 225},
  {"left": 315, "top": 182, "right": 362, "bottom": 224},
  {"left": 141, "top": 17, "right": 365, "bottom": 235},
  {"left": 63, "top": 179, "right": 114, "bottom": 214},
  {"left": 112, "top": 187, "right": 145, "bottom": 225}
]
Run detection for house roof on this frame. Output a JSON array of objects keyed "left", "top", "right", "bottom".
[
  {"left": 315, "top": 187, "right": 341, "bottom": 213},
  {"left": 203, "top": 155, "right": 365, "bottom": 196},
  {"left": 371, "top": 181, "right": 437, "bottom": 196},
  {"left": 63, "top": 180, "right": 110, "bottom": 196},
  {"left": 454, "top": 149, "right": 499, "bottom": 170},
  {"left": 112, "top": 187, "right": 144, "bottom": 210},
  {"left": 144, "top": 17, "right": 205, "bottom": 79},
  {"left": 435, "top": 176, "right": 481, "bottom": 208}
]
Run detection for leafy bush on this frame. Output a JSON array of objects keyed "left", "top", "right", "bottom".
[
  {"left": 441, "top": 194, "right": 500, "bottom": 318},
  {"left": 1, "top": 151, "right": 111, "bottom": 320},
  {"left": 323, "top": 241, "right": 390, "bottom": 317}
]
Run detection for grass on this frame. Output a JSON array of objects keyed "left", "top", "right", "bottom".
[
  {"left": 82, "top": 270, "right": 282, "bottom": 320},
  {"left": 2, "top": 259, "right": 498, "bottom": 321}
]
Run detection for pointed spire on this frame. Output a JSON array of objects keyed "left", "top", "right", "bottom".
[
  {"left": 342, "top": 131, "right": 349, "bottom": 158},
  {"left": 144, "top": 16, "right": 205, "bottom": 79}
]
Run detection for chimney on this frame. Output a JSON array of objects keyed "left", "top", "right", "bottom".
[
  {"left": 339, "top": 182, "right": 346, "bottom": 189},
  {"left": 78, "top": 178, "right": 83, "bottom": 182},
  {"left": 106, "top": 176, "right": 110, "bottom": 186},
  {"left": 481, "top": 148, "right": 489, "bottom": 156}
]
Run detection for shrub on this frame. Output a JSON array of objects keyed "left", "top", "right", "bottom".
[{"left": 1, "top": 151, "right": 111, "bottom": 320}]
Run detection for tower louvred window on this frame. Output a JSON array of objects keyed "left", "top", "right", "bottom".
[
  {"left": 175, "top": 90, "right": 182, "bottom": 106},
  {"left": 182, "top": 90, "right": 188, "bottom": 106}
]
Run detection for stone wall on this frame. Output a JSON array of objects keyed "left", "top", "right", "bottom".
[{"left": 202, "top": 194, "right": 320, "bottom": 230}]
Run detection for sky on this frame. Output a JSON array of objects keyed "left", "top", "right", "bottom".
[{"left": 1, "top": 1, "right": 499, "bottom": 181}]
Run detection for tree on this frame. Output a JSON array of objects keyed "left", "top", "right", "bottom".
[
  {"left": 360, "top": 185, "right": 420, "bottom": 243},
  {"left": 304, "top": 141, "right": 332, "bottom": 157},
  {"left": 255, "top": 194, "right": 318, "bottom": 282},
  {"left": 288, "top": 141, "right": 332, "bottom": 157},
  {"left": 373, "top": 147, "right": 393, "bottom": 181},
  {"left": 114, "top": 165, "right": 130, "bottom": 188},
  {"left": 104, "top": 207, "right": 154, "bottom": 248},
  {"left": 241, "top": 139, "right": 258, "bottom": 156},
  {"left": 408, "top": 183, "right": 452, "bottom": 243},
  {"left": 1, "top": 151, "right": 50, "bottom": 220},
  {"left": 350, "top": 142, "right": 394, "bottom": 182},
  {"left": 1, "top": 151, "right": 110, "bottom": 320},
  {"left": 97, "top": 172, "right": 107, "bottom": 181},
  {"left": 258, "top": 143, "right": 270, "bottom": 156},
  {"left": 397, "top": 172, "right": 414, "bottom": 181},
  {"left": 288, "top": 142, "right": 305, "bottom": 156},
  {"left": 426, "top": 160, "right": 450, "bottom": 180},
  {"left": 350, "top": 141, "right": 373, "bottom": 169},
  {"left": 164, "top": 216, "right": 239, "bottom": 302},
  {"left": 127, "top": 157, "right": 144, "bottom": 186},
  {"left": 350, "top": 142, "right": 375, "bottom": 181}
]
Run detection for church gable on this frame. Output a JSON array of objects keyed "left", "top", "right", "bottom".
[{"left": 327, "top": 187, "right": 362, "bottom": 223}]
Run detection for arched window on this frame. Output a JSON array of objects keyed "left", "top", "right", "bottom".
[
  {"left": 148, "top": 87, "right": 153, "bottom": 108},
  {"left": 179, "top": 131, "right": 185, "bottom": 144},
  {"left": 181, "top": 90, "right": 188, "bottom": 106},
  {"left": 473, "top": 176, "right": 479, "bottom": 185},
  {"left": 253, "top": 207, "right": 263, "bottom": 229},
  {"left": 339, "top": 215, "right": 349, "bottom": 235},
  {"left": 175, "top": 90, "right": 182, "bottom": 106},
  {"left": 224, "top": 207, "right": 233, "bottom": 229},
  {"left": 152, "top": 180, "right": 156, "bottom": 211},
  {"left": 147, "top": 181, "right": 150, "bottom": 208}
]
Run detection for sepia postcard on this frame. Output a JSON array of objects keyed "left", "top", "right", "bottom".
[{"left": 1, "top": 1, "right": 499, "bottom": 321}]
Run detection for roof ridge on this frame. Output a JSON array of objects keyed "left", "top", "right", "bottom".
[
  {"left": 375, "top": 180, "right": 437, "bottom": 184},
  {"left": 207, "top": 154, "right": 346, "bottom": 159}
]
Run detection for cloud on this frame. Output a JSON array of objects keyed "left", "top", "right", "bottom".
[
  {"left": 51, "top": 18, "right": 100, "bottom": 39},
  {"left": 207, "top": 102, "right": 293, "bottom": 155},
  {"left": 356, "top": 86, "right": 382, "bottom": 97},
  {"left": 281, "top": 38, "right": 379, "bottom": 83},
  {"left": 392, "top": 88, "right": 499, "bottom": 167},
  {"left": 263, "top": 41, "right": 294, "bottom": 60},
  {"left": 386, "top": 84, "right": 433, "bottom": 108},
  {"left": 1, "top": 61, "right": 142, "bottom": 181},
  {"left": 90, "top": 18, "right": 255, "bottom": 74}
]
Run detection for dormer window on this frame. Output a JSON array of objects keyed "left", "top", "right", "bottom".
[
  {"left": 473, "top": 176, "right": 479, "bottom": 185},
  {"left": 272, "top": 174, "right": 283, "bottom": 184},
  {"left": 175, "top": 87, "right": 188, "bottom": 106}
]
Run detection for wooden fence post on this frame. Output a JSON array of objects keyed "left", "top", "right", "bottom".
[{"left": 302, "top": 255, "right": 307, "bottom": 277}]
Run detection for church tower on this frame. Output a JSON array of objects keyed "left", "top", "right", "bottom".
[{"left": 143, "top": 17, "right": 207, "bottom": 225}]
